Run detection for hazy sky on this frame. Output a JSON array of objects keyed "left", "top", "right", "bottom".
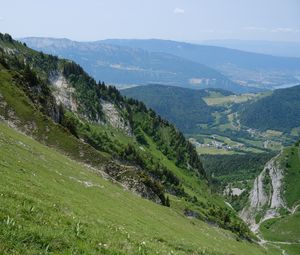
[{"left": 1, "top": 0, "right": 300, "bottom": 42}]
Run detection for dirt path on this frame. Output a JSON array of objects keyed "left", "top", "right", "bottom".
[{"left": 290, "top": 204, "right": 300, "bottom": 214}]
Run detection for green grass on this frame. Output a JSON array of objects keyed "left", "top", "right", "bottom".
[
  {"left": 282, "top": 144, "right": 300, "bottom": 208},
  {"left": 258, "top": 144, "right": 300, "bottom": 254},
  {"left": 192, "top": 133, "right": 265, "bottom": 155},
  {"left": 277, "top": 244, "right": 300, "bottom": 255},
  {"left": 196, "top": 147, "right": 238, "bottom": 155},
  {"left": 143, "top": 131, "right": 210, "bottom": 201},
  {"left": 203, "top": 93, "right": 261, "bottom": 106},
  {"left": 0, "top": 68, "right": 110, "bottom": 167},
  {"left": 0, "top": 64, "right": 254, "bottom": 239},
  {"left": 260, "top": 212, "right": 300, "bottom": 243},
  {"left": 0, "top": 122, "right": 279, "bottom": 255}
]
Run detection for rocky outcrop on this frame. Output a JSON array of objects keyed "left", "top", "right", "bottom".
[
  {"left": 240, "top": 155, "right": 285, "bottom": 232},
  {"left": 49, "top": 74, "right": 78, "bottom": 112},
  {"left": 104, "top": 161, "right": 162, "bottom": 204},
  {"left": 101, "top": 101, "right": 132, "bottom": 135}
]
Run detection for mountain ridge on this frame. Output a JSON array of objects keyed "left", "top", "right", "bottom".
[
  {"left": 101, "top": 38, "right": 300, "bottom": 89},
  {"left": 20, "top": 37, "right": 259, "bottom": 93}
]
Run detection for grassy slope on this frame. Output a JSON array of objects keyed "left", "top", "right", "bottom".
[
  {"left": 282, "top": 144, "right": 300, "bottom": 208},
  {"left": 0, "top": 67, "right": 110, "bottom": 167},
  {"left": 259, "top": 143, "right": 300, "bottom": 254},
  {"left": 0, "top": 35, "right": 258, "bottom": 241},
  {"left": 0, "top": 35, "right": 281, "bottom": 254},
  {"left": 0, "top": 122, "right": 280, "bottom": 255},
  {"left": 260, "top": 211, "right": 300, "bottom": 243},
  {"left": 203, "top": 93, "right": 261, "bottom": 106}
]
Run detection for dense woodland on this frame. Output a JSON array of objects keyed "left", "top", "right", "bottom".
[
  {"left": 239, "top": 85, "right": 300, "bottom": 132},
  {"left": 122, "top": 85, "right": 229, "bottom": 132}
]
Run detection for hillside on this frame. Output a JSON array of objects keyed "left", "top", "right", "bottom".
[
  {"left": 124, "top": 83, "right": 300, "bottom": 156},
  {"left": 0, "top": 121, "right": 283, "bottom": 255},
  {"left": 122, "top": 85, "right": 230, "bottom": 132},
  {"left": 0, "top": 33, "right": 270, "bottom": 253},
  {"left": 239, "top": 85, "right": 300, "bottom": 132},
  {"left": 20, "top": 37, "right": 254, "bottom": 93},
  {"left": 240, "top": 142, "right": 300, "bottom": 255},
  {"left": 102, "top": 39, "right": 300, "bottom": 89}
]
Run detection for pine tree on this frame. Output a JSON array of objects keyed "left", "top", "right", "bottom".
[{"left": 165, "top": 196, "right": 170, "bottom": 207}]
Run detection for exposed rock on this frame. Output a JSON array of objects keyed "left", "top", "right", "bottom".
[
  {"left": 224, "top": 186, "right": 245, "bottom": 196},
  {"left": 49, "top": 74, "right": 78, "bottom": 112},
  {"left": 240, "top": 155, "right": 285, "bottom": 232},
  {"left": 104, "top": 161, "right": 162, "bottom": 204},
  {"left": 3, "top": 47, "right": 17, "bottom": 55},
  {"left": 101, "top": 100, "right": 132, "bottom": 135},
  {"left": 184, "top": 208, "right": 200, "bottom": 219}
]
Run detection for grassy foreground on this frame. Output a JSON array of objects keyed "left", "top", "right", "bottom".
[{"left": 0, "top": 122, "right": 279, "bottom": 255}]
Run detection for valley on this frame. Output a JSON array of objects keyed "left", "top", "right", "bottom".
[
  {"left": 1, "top": 29, "right": 300, "bottom": 255},
  {"left": 0, "top": 33, "right": 271, "bottom": 254},
  {"left": 123, "top": 84, "right": 297, "bottom": 155},
  {"left": 123, "top": 83, "right": 300, "bottom": 254}
]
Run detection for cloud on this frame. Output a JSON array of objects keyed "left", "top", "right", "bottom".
[
  {"left": 271, "top": 27, "right": 297, "bottom": 33},
  {"left": 0, "top": 17, "right": 4, "bottom": 21},
  {"left": 173, "top": 8, "right": 185, "bottom": 15},
  {"left": 243, "top": 26, "right": 267, "bottom": 31},
  {"left": 198, "top": 29, "right": 215, "bottom": 33},
  {"left": 243, "top": 26, "right": 300, "bottom": 33}
]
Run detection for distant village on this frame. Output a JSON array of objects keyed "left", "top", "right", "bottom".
[{"left": 189, "top": 136, "right": 245, "bottom": 151}]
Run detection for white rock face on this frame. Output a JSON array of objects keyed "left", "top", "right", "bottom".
[
  {"left": 269, "top": 162, "right": 284, "bottom": 209},
  {"left": 49, "top": 74, "right": 132, "bottom": 135},
  {"left": 240, "top": 155, "right": 285, "bottom": 232},
  {"left": 101, "top": 101, "right": 132, "bottom": 135},
  {"left": 232, "top": 187, "right": 245, "bottom": 196},
  {"left": 224, "top": 186, "right": 245, "bottom": 196},
  {"left": 50, "top": 74, "right": 78, "bottom": 112},
  {"left": 249, "top": 168, "right": 268, "bottom": 209},
  {"left": 3, "top": 47, "right": 16, "bottom": 55}
]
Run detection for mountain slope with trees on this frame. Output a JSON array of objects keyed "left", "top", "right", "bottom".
[
  {"left": 122, "top": 85, "right": 230, "bottom": 132},
  {"left": 239, "top": 85, "right": 300, "bottom": 132},
  {"left": 0, "top": 33, "right": 266, "bottom": 253}
]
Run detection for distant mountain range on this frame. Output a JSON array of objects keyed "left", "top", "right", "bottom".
[
  {"left": 199, "top": 40, "right": 300, "bottom": 58},
  {"left": 21, "top": 37, "right": 300, "bottom": 94},
  {"left": 21, "top": 37, "right": 250, "bottom": 93},
  {"left": 102, "top": 39, "right": 300, "bottom": 89}
]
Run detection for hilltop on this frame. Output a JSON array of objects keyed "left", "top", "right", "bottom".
[
  {"left": 239, "top": 85, "right": 300, "bottom": 132},
  {"left": 122, "top": 85, "right": 231, "bottom": 132}
]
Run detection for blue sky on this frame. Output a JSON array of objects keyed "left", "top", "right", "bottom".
[{"left": 1, "top": 0, "right": 300, "bottom": 41}]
